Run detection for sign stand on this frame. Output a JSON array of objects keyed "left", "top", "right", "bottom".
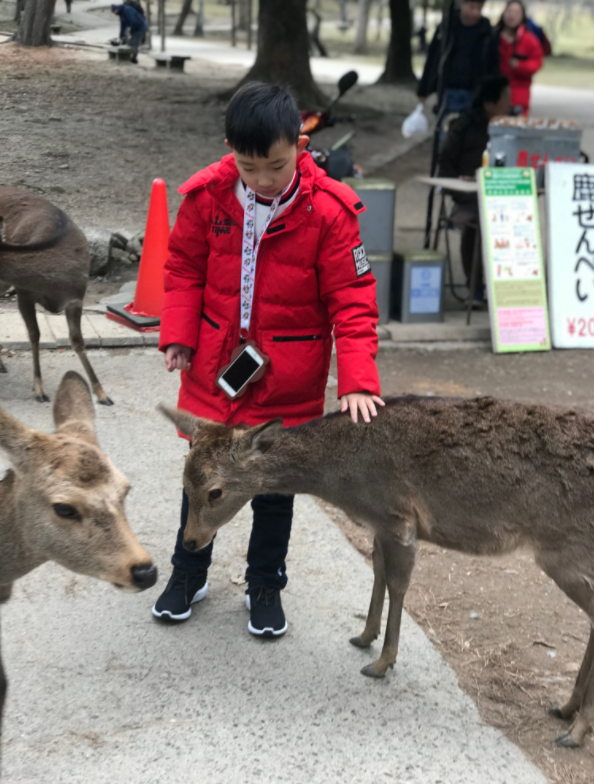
[
  {"left": 478, "top": 167, "right": 550, "bottom": 353},
  {"left": 546, "top": 162, "right": 594, "bottom": 348}
]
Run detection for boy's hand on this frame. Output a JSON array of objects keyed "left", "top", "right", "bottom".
[
  {"left": 165, "top": 344, "right": 193, "bottom": 372},
  {"left": 341, "top": 393, "right": 385, "bottom": 424}
]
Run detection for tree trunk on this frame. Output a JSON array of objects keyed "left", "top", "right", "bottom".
[
  {"left": 377, "top": 0, "right": 416, "bottom": 84},
  {"left": 353, "top": 0, "right": 373, "bottom": 54},
  {"left": 237, "top": 0, "right": 326, "bottom": 107},
  {"left": 173, "top": 0, "right": 193, "bottom": 35},
  {"left": 16, "top": 0, "right": 56, "bottom": 46}
]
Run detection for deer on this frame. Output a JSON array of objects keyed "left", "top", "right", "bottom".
[
  {"left": 161, "top": 395, "right": 594, "bottom": 749},
  {"left": 0, "top": 371, "right": 157, "bottom": 755},
  {"left": 0, "top": 186, "right": 112, "bottom": 406}
]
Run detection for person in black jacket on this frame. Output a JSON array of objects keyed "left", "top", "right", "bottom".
[
  {"left": 439, "top": 76, "right": 511, "bottom": 301},
  {"left": 418, "top": 1, "right": 500, "bottom": 117}
]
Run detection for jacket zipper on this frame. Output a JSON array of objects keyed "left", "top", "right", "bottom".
[
  {"left": 201, "top": 312, "right": 220, "bottom": 329},
  {"left": 272, "top": 335, "right": 321, "bottom": 342}
]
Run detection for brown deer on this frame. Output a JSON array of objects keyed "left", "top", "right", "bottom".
[
  {"left": 162, "top": 395, "right": 594, "bottom": 749},
  {"left": 0, "top": 186, "right": 112, "bottom": 405},
  {"left": 0, "top": 371, "right": 157, "bottom": 751}
]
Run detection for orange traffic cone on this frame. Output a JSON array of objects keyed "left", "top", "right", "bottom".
[{"left": 106, "top": 178, "right": 170, "bottom": 332}]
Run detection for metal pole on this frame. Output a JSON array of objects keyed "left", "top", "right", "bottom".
[
  {"left": 231, "top": 0, "right": 236, "bottom": 47},
  {"left": 247, "top": 0, "right": 252, "bottom": 51},
  {"left": 160, "top": 0, "right": 165, "bottom": 52}
]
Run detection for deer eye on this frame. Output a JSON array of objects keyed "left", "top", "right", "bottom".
[
  {"left": 208, "top": 489, "right": 223, "bottom": 502},
  {"left": 53, "top": 503, "right": 81, "bottom": 521}
]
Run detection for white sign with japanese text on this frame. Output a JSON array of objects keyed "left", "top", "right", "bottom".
[{"left": 546, "top": 163, "right": 594, "bottom": 348}]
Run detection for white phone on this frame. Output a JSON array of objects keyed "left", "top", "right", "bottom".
[{"left": 217, "top": 344, "right": 265, "bottom": 398}]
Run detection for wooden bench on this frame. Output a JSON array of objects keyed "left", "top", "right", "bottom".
[
  {"left": 108, "top": 46, "right": 134, "bottom": 63},
  {"left": 151, "top": 53, "right": 191, "bottom": 73}
]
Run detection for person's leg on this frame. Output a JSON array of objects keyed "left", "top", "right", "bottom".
[
  {"left": 129, "top": 30, "right": 142, "bottom": 61},
  {"left": 244, "top": 493, "right": 294, "bottom": 637},
  {"left": 245, "top": 494, "right": 294, "bottom": 589},
  {"left": 171, "top": 489, "right": 214, "bottom": 574},
  {"left": 152, "top": 490, "right": 213, "bottom": 621}
]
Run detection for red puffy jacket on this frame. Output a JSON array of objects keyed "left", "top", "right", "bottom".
[
  {"left": 499, "top": 26, "right": 543, "bottom": 114},
  {"left": 160, "top": 151, "right": 380, "bottom": 428}
]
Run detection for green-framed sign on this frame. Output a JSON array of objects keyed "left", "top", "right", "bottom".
[{"left": 478, "top": 168, "right": 551, "bottom": 353}]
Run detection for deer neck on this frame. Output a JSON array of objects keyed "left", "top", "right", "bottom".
[
  {"left": 258, "top": 422, "right": 343, "bottom": 501},
  {"left": 0, "top": 470, "right": 45, "bottom": 585}
]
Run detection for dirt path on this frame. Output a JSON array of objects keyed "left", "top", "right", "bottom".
[{"left": 321, "top": 349, "right": 594, "bottom": 784}]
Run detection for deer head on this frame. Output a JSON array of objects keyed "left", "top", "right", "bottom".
[
  {"left": 160, "top": 407, "right": 283, "bottom": 552},
  {"left": 0, "top": 372, "right": 157, "bottom": 591}
]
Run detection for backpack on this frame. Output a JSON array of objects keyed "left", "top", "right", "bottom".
[{"left": 525, "top": 18, "right": 552, "bottom": 56}]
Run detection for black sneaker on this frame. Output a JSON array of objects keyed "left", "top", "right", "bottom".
[
  {"left": 245, "top": 585, "right": 287, "bottom": 637},
  {"left": 152, "top": 568, "right": 208, "bottom": 621}
]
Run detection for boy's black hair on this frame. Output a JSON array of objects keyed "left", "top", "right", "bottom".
[
  {"left": 472, "top": 76, "right": 510, "bottom": 110},
  {"left": 225, "top": 82, "right": 301, "bottom": 158}
]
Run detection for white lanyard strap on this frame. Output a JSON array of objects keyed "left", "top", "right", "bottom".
[{"left": 240, "top": 173, "right": 296, "bottom": 335}]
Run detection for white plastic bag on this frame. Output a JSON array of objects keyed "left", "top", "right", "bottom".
[{"left": 402, "top": 104, "right": 429, "bottom": 139}]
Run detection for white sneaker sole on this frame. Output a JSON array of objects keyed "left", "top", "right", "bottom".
[
  {"left": 151, "top": 581, "right": 208, "bottom": 621},
  {"left": 245, "top": 594, "right": 288, "bottom": 636}
]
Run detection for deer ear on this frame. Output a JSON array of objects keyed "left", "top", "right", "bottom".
[
  {"left": 244, "top": 419, "right": 283, "bottom": 458},
  {"left": 53, "top": 371, "right": 97, "bottom": 445},
  {"left": 159, "top": 405, "right": 205, "bottom": 440},
  {"left": 0, "top": 405, "right": 34, "bottom": 471}
]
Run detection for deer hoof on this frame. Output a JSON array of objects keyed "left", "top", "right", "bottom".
[
  {"left": 350, "top": 635, "right": 371, "bottom": 649},
  {"left": 36, "top": 394, "right": 50, "bottom": 403},
  {"left": 555, "top": 732, "right": 580, "bottom": 748},
  {"left": 98, "top": 396, "right": 115, "bottom": 406},
  {"left": 360, "top": 663, "right": 386, "bottom": 679}
]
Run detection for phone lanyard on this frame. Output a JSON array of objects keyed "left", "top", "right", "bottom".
[{"left": 240, "top": 174, "right": 296, "bottom": 337}]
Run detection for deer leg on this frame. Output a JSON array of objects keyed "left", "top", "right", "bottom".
[
  {"left": 64, "top": 301, "right": 113, "bottom": 406},
  {"left": 537, "top": 551, "right": 594, "bottom": 747},
  {"left": 549, "top": 625, "right": 594, "bottom": 727},
  {"left": 361, "top": 532, "right": 417, "bottom": 678},
  {"left": 555, "top": 625, "right": 594, "bottom": 748},
  {"left": 0, "top": 613, "right": 5, "bottom": 748},
  {"left": 350, "top": 535, "right": 386, "bottom": 649},
  {"left": 16, "top": 290, "right": 49, "bottom": 402}
]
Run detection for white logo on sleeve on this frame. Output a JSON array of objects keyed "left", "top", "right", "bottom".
[{"left": 352, "top": 243, "right": 371, "bottom": 277}]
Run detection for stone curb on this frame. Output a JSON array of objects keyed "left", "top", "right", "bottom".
[
  {"left": 0, "top": 311, "right": 159, "bottom": 350},
  {"left": 0, "top": 314, "right": 490, "bottom": 352}
]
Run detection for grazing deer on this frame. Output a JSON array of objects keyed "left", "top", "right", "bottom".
[
  {"left": 0, "top": 371, "right": 157, "bottom": 751},
  {"left": 162, "top": 396, "right": 594, "bottom": 748},
  {"left": 0, "top": 186, "right": 112, "bottom": 405}
]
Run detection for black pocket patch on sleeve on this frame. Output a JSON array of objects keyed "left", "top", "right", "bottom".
[{"left": 352, "top": 243, "right": 371, "bottom": 277}]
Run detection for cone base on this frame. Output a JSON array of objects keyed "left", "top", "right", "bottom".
[{"left": 106, "top": 303, "right": 161, "bottom": 332}]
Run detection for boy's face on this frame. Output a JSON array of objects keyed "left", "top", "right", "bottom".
[
  {"left": 460, "top": 1, "right": 484, "bottom": 26},
  {"left": 227, "top": 136, "right": 309, "bottom": 197}
]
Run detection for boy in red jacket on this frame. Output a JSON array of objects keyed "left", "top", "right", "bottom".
[{"left": 152, "top": 83, "right": 383, "bottom": 636}]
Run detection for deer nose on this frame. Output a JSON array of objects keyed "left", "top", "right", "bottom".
[
  {"left": 131, "top": 564, "right": 158, "bottom": 591},
  {"left": 183, "top": 538, "right": 198, "bottom": 552}
]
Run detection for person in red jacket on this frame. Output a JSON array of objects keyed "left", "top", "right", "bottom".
[
  {"left": 152, "top": 83, "right": 383, "bottom": 636},
  {"left": 497, "top": 0, "right": 543, "bottom": 115}
]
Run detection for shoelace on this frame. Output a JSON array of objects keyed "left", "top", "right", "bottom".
[{"left": 252, "top": 586, "right": 277, "bottom": 607}]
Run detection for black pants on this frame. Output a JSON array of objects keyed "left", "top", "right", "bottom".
[{"left": 171, "top": 491, "right": 294, "bottom": 590}]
